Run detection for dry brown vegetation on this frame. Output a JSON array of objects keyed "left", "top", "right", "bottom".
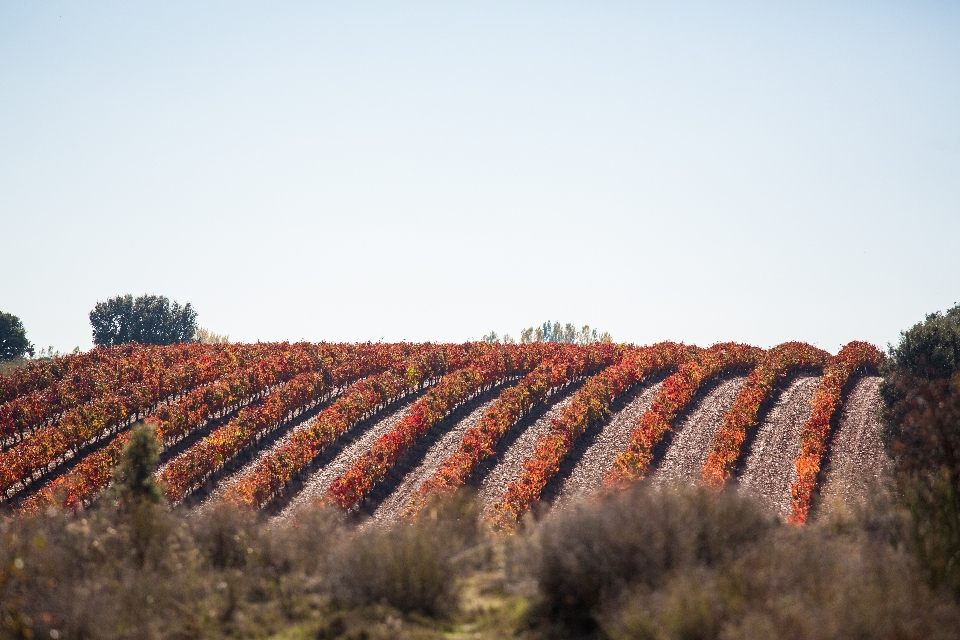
[{"left": 2, "top": 482, "right": 957, "bottom": 640}]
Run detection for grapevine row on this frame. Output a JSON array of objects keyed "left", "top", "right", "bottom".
[
  {"left": 0, "top": 346, "right": 143, "bottom": 405},
  {"left": 788, "top": 341, "right": 884, "bottom": 524},
  {"left": 0, "top": 343, "right": 267, "bottom": 499},
  {"left": 158, "top": 342, "right": 441, "bottom": 503},
  {"left": 18, "top": 341, "right": 358, "bottom": 511},
  {"left": 486, "top": 342, "right": 693, "bottom": 529},
  {"left": 604, "top": 342, "right": 765, "bottom": 488},
  {"left": 700, "top": 342, "right": 830, "bottom": 489},
  {"left": 0, "top": 343, "right": 222, "bottom": 445},
  {"left": 406, "top": 343, "right": 623, "bottom": 517},
  {"left": 327, "top": 343, "right": 558, "bottom": 510},
  {"left": 223, "top": 343, "right": 471, "bottom": 509}
]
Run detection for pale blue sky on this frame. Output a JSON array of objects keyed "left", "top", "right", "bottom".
[{"left": 1, "top": 1, "right": 958, "bottom": 354}]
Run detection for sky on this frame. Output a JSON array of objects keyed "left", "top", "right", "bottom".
[{"left": 1, "top": 1, "right": 958, "bottom": 354}]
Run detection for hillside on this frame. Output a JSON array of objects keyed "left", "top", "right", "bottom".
[{"left": 0, "top": 340, "right": 885, "bottom": 524}]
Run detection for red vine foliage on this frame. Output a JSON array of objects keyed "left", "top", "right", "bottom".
[
  {"left": 605, "top": 342, "right": 765, "bottom": 489},
  {"left": 788, "top": 341, "right": 883, "bottom": 525},
  {"left": 486, "top": 342, "right": 692, "bottom": 530},
  {"left": 700, "top": 342, "right": 830, "bottom": 489}
]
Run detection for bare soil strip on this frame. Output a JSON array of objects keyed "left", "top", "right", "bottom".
[
  {"left": 276, "top": 402, "right": 415, "bottom": 522},
  {"left": 817, "top": 376, "right": 888, "bottom": 514},
  {"left": 478, "top": 394, "right": 576, "bottom": 511},
  {"left": 738, "top": 375, "right": 820, "bottom": 519},
  {"left": 369, "top": 397, "right": 501, "bottom": 523},
  {"left": 195, "top": 409, "right": 324, "bottom": 512},
  {"left": 552, "top": 381, "right": 665, "bottom": 507},
  {"left": 651, "top": 377, "right": 747, "bottom": 486}
]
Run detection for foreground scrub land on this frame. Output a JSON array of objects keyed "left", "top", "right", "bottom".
[{"left": 2, "top": 484, "right": 958, "bottom": 640}]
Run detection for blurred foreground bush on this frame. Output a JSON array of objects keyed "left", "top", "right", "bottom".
[{"left": 514, "top": 484, "right": 959, "bottom": 640}]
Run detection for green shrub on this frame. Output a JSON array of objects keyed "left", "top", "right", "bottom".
[
  {"left": 0, "top": 311, "right": 33, "bottom": 361},
  {"left": 881, "top": 304, "right": 960, "bottom": 597}
]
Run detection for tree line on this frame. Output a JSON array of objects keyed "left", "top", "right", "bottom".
[{"left": 0, "top": 294, "right": 219, "bottom": 363}]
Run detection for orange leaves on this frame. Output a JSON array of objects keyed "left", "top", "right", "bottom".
[
  {"left": 19, "top": 433, "right": 130, "bottom": 513},
  {"left": 326, "top": 343, "right": 556, "bottom": 510},
  {"left": 0, "top": 343, "right": 239, "bottom": 499},
  {"left": 788, "top": 341, "right": 883, "bottom": 525},
  {"left": 606, "top": 342, "right": 764, "bottom": 488},
  {"left": 0, "top": 343, "right": 212, "bottom": 443},
  {"left": 701, "top": 342, "right": 830, "bottom": 489},
  {"left": 10, "top": 342, "right": 352, "bottom": 509},
  {"left": 223, "top": 344, "right": 468, "bottom": 510},
  {"left": 408, "top": 343, "right": 621, "bottom": 516},
  {"left": 487, "top": 342, "right": 692, "bottom": 530},
  {"left": 157, "top": 343, "right": 422, "bottom": 504}
]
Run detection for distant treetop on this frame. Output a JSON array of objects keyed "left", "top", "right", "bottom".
[
  {"left": 195, "top": 327, "right": 230, "bottom": 344},
  {"left": 482, "top": 321, "right": 612, "bottom": 345},
  {"left": 0, "top": 311, "right": 34, "bottom": 361},
  {"left": 89, "top": 294, "right": 198, "bottom": 347}
]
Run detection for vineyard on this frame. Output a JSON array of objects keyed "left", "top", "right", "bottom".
[{"left": 0, "top": 339, "right": 885, "bottom": 525}]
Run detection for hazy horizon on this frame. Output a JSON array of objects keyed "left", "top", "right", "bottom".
[{"left": 2, "top": 2, "right": 958, "bottom": 354}]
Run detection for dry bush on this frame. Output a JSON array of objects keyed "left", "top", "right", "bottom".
[
  {"left": 327, "top": 492, "right": 481, "bottom": 617},
  {"left": 0, "top": 505, "right": 206, "bottom": 639},
  {"left": 0, "top": 502, "right": 352, "bottom": 640},
  {"left": 512, "top": 484, "right": 774, "bottom": 634},
  {"left": 513, "top": 483, "right": 960, "bottom": 639}
]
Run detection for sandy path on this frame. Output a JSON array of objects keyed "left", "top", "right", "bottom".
[
  {"left": 195, "top": 410, "right": 324, "bottom": 512},
  {"left": 277, "top": 402, "right": 414, "bottom": 521},
  {"left": 553, "top": 381, "right": 664, "bottom": 506},
  {"left": 478, "top": 395, "right": 576, "bottom": 510},
  {"left": 818, "top": 376, "right": 889, "bottom": 513},
  {"left": 370, "top": 397, "right": 500, "bottom": 522},
  {"left": 651, "top": 377, "right": 747, "bottom": 486},
  {"left": 739, "top": 375, "right": 820, "bottom": 519}
]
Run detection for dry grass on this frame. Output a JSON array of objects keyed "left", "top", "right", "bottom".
[{"left": 1, "top": 483, "right": 958, "bottom": 639}]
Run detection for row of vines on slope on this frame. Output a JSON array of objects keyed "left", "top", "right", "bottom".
[
  {"left": 486, "top": 342, "right": 693, "bottom": 529},
  {"left": 4, "top": 341, "right": 886, "bottom": 524},
  {"left": 700, "top": 342, "right": 830, "bottom": 489},
  {"left": 326, "top": 343, "right": 561, "bottom": 510},
  {"left": 0, "top": 342, "right": 268, "bottom": 499},
  {"left": 18, "top": 341, "right": 371, "bottom": 512},
  {"left": 406, "top": 342, "right": 625, "bottom": 517},
  {"left": 788, "top": 341, "right": 884, "bottom": 524},
  {"left": 0, "top": 346, "right": 140, "bottom": 405},
  {"left": 223, "top": 343, "right": 473, "bottom": 509},
  {"left": 158, "top": 343, "right": 459, "bottom": 503},
  {"left": 604, "top": 342, "right": 765, "bottom": 489},
  {"left": 0, "top": 343, "right": 243, "bottom": 446}
]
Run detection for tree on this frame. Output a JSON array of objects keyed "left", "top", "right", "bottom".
[
  {"left": 89, "top": 294, "right": 197, "bottom": 346},
  {"left": 110, "top": 423, "right": 168, "bottom": 568},
  {"left": 518, "top": 320, "right": 612, "bottom": 345},
  {"left": 195, "top": 327, "right": 229, "bottom": 344},
  {"left": 112, "top": 423, "right": 165, "bottom": 507},
  {"left": 881, "top": 303, "right": 960, "bottom": 596},
  {"left": 0, "top": 311, "right": 34, "bottom": 361}
]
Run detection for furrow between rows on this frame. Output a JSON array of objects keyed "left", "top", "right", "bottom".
[
  {"left": 818, "top": 376, "right": 889, "bottom": 514},
  {"left": 552, "top": 380, "right": 665, "bottom": 507},
  {"left": 277, "top": 401, "right": 416, "bottom": 521},
  {"left": 370, "top": 395, "right": 502, "bottom": 523},
  {"left": 651, "top": 376, "right": 748, "bottom": 486},
  {"left": 739, "top": 375, "right": 820, "bottom": 519}
]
